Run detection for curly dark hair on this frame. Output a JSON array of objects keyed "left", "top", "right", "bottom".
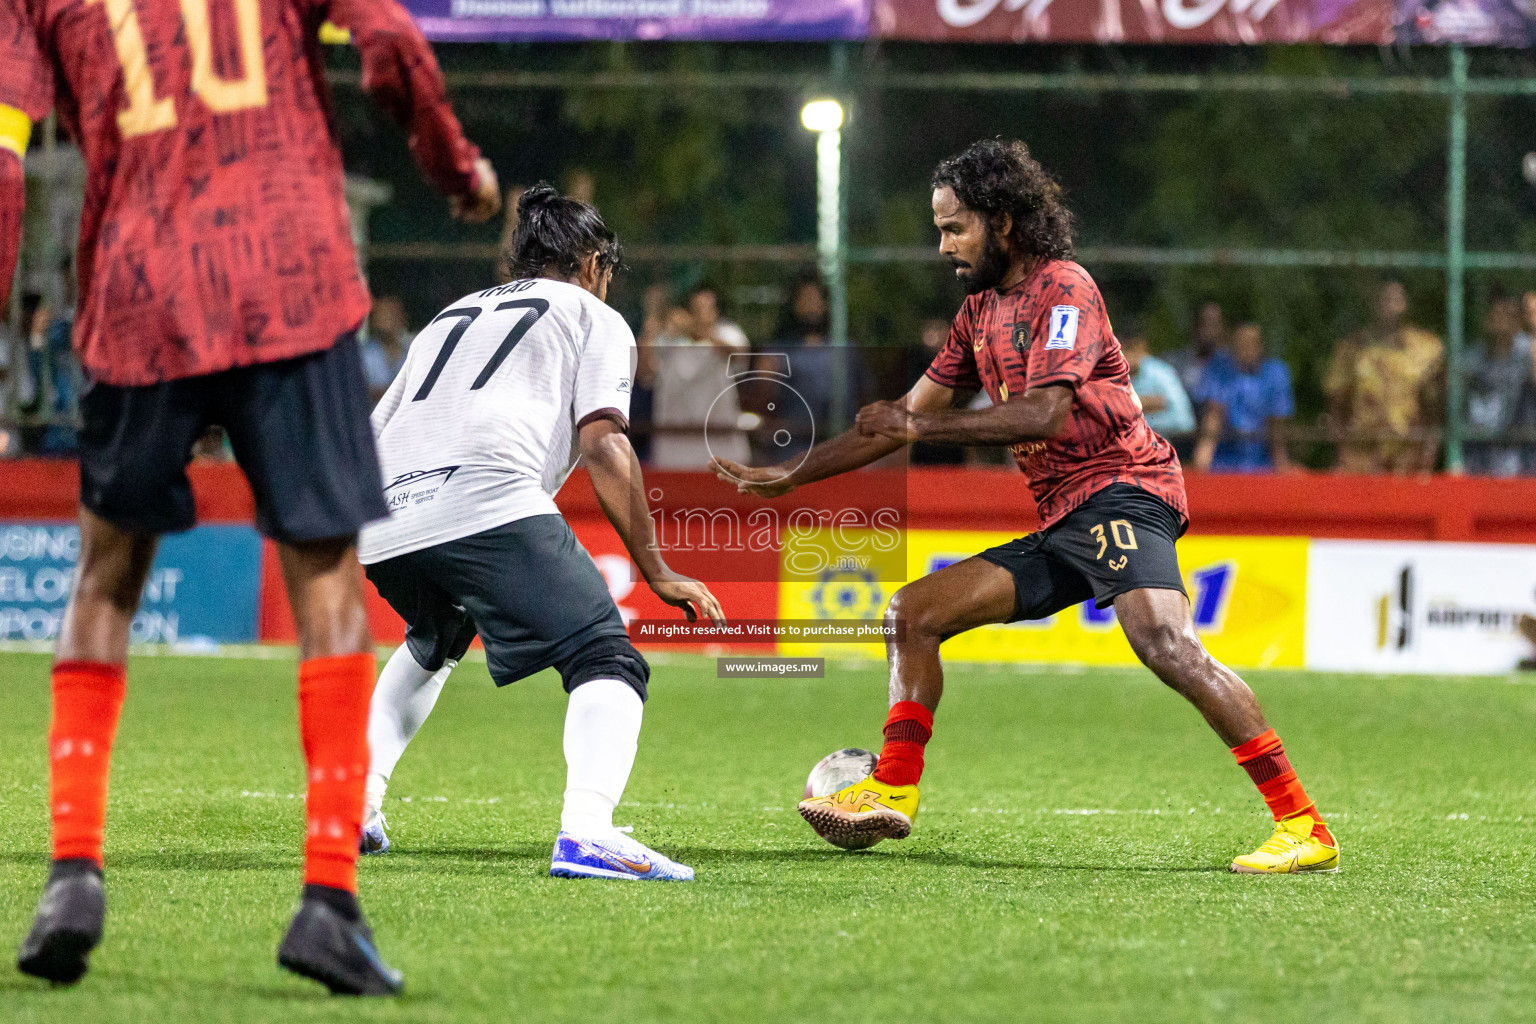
[{"left": 931, "top": 139, "right": 1075, "bottom": 261}]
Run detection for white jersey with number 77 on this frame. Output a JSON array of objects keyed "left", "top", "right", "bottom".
[{"left": 358, "top": 278, "right": 636, "bottom": 565}]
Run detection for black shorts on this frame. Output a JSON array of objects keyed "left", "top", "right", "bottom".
[
  {"left": 364, "top": 514, "right": 645, "bottom": 694},
  {"left": 978, "top": 484, "right": 1188, "bottom": 622},
  {"left": 78, "top": 335, "right": 387, "bottom": 542}
]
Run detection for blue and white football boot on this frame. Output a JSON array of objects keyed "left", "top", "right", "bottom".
[
  {"left": 360, "top": 807, "right": 390, "bottom": 856},
  {"left": 549, "top": 831, "right": 694, "bottom": 881}
]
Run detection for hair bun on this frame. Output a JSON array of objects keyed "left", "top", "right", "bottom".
[{"left": 518, "top": 182, "right": 560, "bottom": 217}]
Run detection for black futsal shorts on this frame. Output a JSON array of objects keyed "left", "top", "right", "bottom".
[
  {"left": 78, "top": 334, "right": 386, "bottom": 542},
  {"left": 977, "top": 483, "right": 1188, "bottom": 622}
]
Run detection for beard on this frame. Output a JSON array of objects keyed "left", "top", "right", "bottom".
[{"left": 949, "top": 229, "right": 1013, "bottom": 295}]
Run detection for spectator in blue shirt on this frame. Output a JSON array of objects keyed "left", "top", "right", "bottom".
[
  {"left": 1122, "top": 330, "right": 1195, "bottom": 438},
  {"left": 362, "top": 295, "right": 414, "bottom": 404},
  {"left": 1193, "top": 322, "right": 1296, "bottom": 473}
]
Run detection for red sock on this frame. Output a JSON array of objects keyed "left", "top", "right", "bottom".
[
  {"left": 1231, "top": 729, "right": 1333, "bottom": 845},
  {"left": 49, "top": 662, "right": 128, "bottom": 867},
  {"left": 298, "top": 653, "right": 375, "bottom": 893},
  {"left": 872, "top": 701, "right": 933, "bottom": 787}
]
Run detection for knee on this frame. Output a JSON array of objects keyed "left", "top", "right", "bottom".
[
  {"left": 74, "top": 542, "right": 155, "bottom": 613},
  {"left": 886, "top": 584, "right": 946, "bottom": 642},
  {"left": 1130, "top": 621, "right": 1205, "bottom": 682},
  {"left": 559, "top": 636, "right": 650, "bottom": 703}
]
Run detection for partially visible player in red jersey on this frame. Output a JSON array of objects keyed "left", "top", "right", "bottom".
[
  {"left": 1, "top": 0, "right": 501, "bottom": 994},
  {"left": 716, "top": 140, "right": 1339, "bottom": 875}
]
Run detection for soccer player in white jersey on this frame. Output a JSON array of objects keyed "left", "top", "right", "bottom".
[{"left": 356, "top": 185, "right": 724, "bottom": 881}]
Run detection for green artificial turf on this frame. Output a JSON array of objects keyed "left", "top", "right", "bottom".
[{"left": 1, "top": 650, "right": 1534, "bottom": 1023}]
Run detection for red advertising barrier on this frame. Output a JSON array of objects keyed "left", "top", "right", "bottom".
[{"left": 5, "top": 461, "right": 1535, "bottom": 644}]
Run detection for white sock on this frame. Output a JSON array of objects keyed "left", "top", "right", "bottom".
[
  {"left": 366, "top": 644, "right": 454, "bottom": 812},
  {"left": 560, "top": 679, "right": 643, "bottom": 837}
]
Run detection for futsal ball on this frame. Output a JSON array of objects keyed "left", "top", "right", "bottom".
[{"left": 804, "top": 748, "right": 878, "bottom": 799}]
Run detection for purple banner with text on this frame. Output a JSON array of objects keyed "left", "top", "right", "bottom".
[
  {"left": 1395, "top": 0, "right": 1536, "bottom": 45},
  {"left": 403, "top": 0, "right": 869, "bottom": 40}
]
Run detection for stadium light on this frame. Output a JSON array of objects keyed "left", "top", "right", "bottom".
[
  {"left": 801, "top": 98, "right": 849, "bottom": 430},
  {"left": 800, "top": 98, "right": 844, "bottom": 133}
]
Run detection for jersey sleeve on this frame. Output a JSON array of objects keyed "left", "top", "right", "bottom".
[
  {"left": 924, "top": 302, "right": 982, "bottom": 390},
  {"left": 319, "top": 0, "right": 480, "bottom": 199},
  {"left": 1024, "top": 267, "right": 1108, "bottom": 392},
  {"left": 0, "top": 0, "right": 43, "bottom": 313},
  {"left": 0, "top": 0, "right": 53, "bottom": 122},
  {"left": 574, "top": 305, "right": 637, "bottom": 432}
]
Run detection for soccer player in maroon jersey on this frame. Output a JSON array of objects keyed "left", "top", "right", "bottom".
[
  {"left": 1, "top": 0, "right": 501, "bottom": 993},
  {"left": 715, "top": 140, "right": 1339, "bottom": 874}
]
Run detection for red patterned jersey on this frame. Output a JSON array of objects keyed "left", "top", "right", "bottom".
[
  {"left": 0, "top": 0, "right": 481, "bottom": 386},
  {"left": 925, "top": 259, "right": 1187, "bottom": 530}
]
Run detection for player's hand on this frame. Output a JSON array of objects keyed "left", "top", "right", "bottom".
[
  {"left": 711, "top": 457, "right": 796, "bottom": 498},
  {"left": 649, "top": 573, "right": 727, "bottom": 629},
  {"left": 856, "top": 400, "right": 915, "bottom": 442},
  {"left": 450, "top": 158, "right": 502, "bottom": 224}
]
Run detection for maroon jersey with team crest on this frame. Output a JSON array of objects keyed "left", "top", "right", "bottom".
[
  {"left": 925, "top": 259, "right": 1187, "bottom": 530},
  {"left": 0, "top": 0, "right": 481, "bottom": 386}
]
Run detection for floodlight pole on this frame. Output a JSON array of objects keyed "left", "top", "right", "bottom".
[
  {"left": 1444, "top": 45, "right": 1468, "bottom": 475},
  {"left": 823, "top": 43, "right": 851, "bottom": 435}
]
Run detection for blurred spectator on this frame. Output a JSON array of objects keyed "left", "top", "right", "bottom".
[
  {"left": 495, "top": 184, "right": 527, "bottom": 284},
  {"left": 1464, "top": 296, "right": 1534, "bottom": 477},
  {"left": 1193, "top": 323, "right": 1296, "bottom": 473},
  {"left": 1122, "top": 328, "right": 1195, "bottom": 439},
  {"left": 566, "top": 168, "right": 595, "bottom": 205},
  {"left": 1164, "top": 300, "right": 1233, "bottom": 405},
  {"left": 628, "top": 282, "right": 674, "bottom": 463},
  {"left": 0, "top": 307, "right": 18, "bottom": 457},
  {"left": 1516, "top": 290, "right": 1536, "bottom": 364},
  {"left": 363, "top": 296, "right": 413, "bottom": 403},
  {"left": 649, "top": 285, "right": 750, "bottom": 469},
  {"left": 12, "top": 292, "right": 81, "bottom": 455},
  {"left": 908, "top": 318, "right": 964, "bottom": 466},
  {"left": 1324, "top": 280, "right": 1444, "bottom": 475},
  {"left": 749, "top": 276, "right": 868, "bottom": 460}
]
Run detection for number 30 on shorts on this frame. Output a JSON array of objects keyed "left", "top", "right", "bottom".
[{"left": 1089, "top": 520, "right": 1138, "bottom": 563}]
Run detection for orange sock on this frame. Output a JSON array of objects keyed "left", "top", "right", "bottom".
[
  {"left": 49, "top": 661, "right": 128, "bottom": 867},
  {"left": 872, "top": 701, "right": 933, "bottom": 788},
  {"left": 1231, "top": 729, "right": 1333, "bottom": 845},
  {"left": 298, "top": 653, "right": 375, "bottom": 893}
]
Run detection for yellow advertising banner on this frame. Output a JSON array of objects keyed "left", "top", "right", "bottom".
[{"left": 779, "top": 530, "right": 1308, "bottom": 669}]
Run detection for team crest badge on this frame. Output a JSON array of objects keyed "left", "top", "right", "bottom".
[{"left": 1011, "top": 322, "right": 1030, "bottom": 354}]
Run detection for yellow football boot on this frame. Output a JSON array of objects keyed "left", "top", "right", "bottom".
[
  {"left": 798, "top": 775, "right": 919, "bottom": 850},
  {"left": 1230, "top": 812, "right": 1339, "bottom": 874}
]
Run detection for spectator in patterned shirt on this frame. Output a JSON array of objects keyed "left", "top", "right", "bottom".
[
  {"left": 1193, "top": 322, "right": 1296, "bottom": 473},
  {"left": 1324, "top": 280, "right": 1444, "bottom": 475}
]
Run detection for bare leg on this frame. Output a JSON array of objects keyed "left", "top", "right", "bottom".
[
  {"left": 56, "top": 509, "right": 159, "bottom": 665},
  {"left": 884, "top": 557, "right": 1019, "bottom": 712},
  {"left": 1114, "top": 587, "right": 1269, "bottom": 747},
  {"left": 276, "top": 537, "right": 372, "bottom": 660}
]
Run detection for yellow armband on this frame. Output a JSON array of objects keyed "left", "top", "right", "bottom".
[
  {"left": 318, "top": 21, "right": 351, "bottom": 45},
  {"left": 0, "top": 104, "right": 32, "bottom": 160}
]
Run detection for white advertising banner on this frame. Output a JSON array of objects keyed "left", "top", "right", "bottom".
[{"left": 1305, "top": 540, "right": 1536, "bottom": 674}]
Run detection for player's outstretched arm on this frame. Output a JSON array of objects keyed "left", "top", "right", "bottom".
[
  {"left": 859, "top": 383, "right": 1073, "bottom": 448},
  {"left": 324, "top": 0, "right": 500, "bottom": 222},
  {"left": 712, "top": 376, "right": 956, "bottom": 498},
  {"left": 580, "top": 418, "right": 726, "bottom": 628}
]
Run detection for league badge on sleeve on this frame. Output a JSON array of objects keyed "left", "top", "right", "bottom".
[{"left": 1046, "top": 306, "right": 1080, "bottom": 351}]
